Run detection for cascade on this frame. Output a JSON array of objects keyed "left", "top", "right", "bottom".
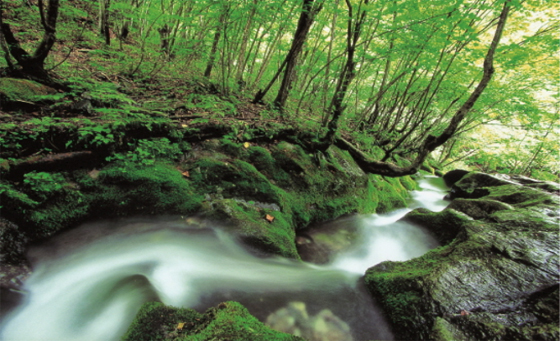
[{"left": 0, "top": 176, "right": 449, "bottom": 341}]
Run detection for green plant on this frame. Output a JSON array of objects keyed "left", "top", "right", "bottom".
[
  {"left": 78, "top": 124, "right": 115, "bottom": 147},
  {"left": 23, "top": 171, "right": 67, "bottom": 201},
  {"left": 107, "top": 138, "right": 182, "bottom": 165}
]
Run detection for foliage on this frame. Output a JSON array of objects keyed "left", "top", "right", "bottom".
[
  {"left": 23, "top": 171, "right": 66, "bottom": 200},
  {"left": 107, "top": 138, "right": 183, "bottom": 165},
  {"left": 2, "top": 0, "right": 557, "bottom": 176}
]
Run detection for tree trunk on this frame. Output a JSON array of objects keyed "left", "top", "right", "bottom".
[
  {"left": 204, "top": 4, "right": 229, "bottom": 78},
  {"left": 99, "top": 0, "right": 111, "bottom": 45},
  {"left": 318, "top": 0, "right": 367, "bottom": 149},
  {"left": 0, "top": 0, "right": 60, "bottom": 82},
  {"left": 272, "top": 0, "right": 322, "bottom": 110},
  {"left": 335, "top": 0, "right": 511, "bottom": 177},
  {"left": 253, "top": 0, "right": 323, "bottom": 106}
]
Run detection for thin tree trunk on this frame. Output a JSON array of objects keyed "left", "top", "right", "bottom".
[
  {"left": 204, "top": 4, "right": 229, "bottom": 78},
  {"left": 99, "top": 0, "right": 111, "bottom": 45},
  {"left": 272, "top": 0, "right": 323, "bottom": 110},
  {"left": 338, "top": 0, "right": 511, "bottom": 177}
]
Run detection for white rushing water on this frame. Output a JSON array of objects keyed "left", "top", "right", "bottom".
[
  {"left": 331, "top": 175, "right": 449, "bottom": 273},
  {"left": 0, "top": 176, "right": 449, "bottom": 341}
]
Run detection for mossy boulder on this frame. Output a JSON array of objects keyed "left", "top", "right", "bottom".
[
  {"left": 183, "top": 140, "right": 414, "bottom": 259},
  {"left": 402, "top": 208, "right": 473, "bottom": 245},
  {"left": 123, "top": 301, "right": 304, "bottom": 341},
  {"left": 0, "top": 78, "right": 57, "bottom": 110},
  {"left": 365, "top": 172, "right": 560, "bottom": 340},
  {"left": 0, "top": 161, "right": 203, "bottom": 240}
]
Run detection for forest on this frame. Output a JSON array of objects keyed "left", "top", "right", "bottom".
[
  {"left": 1, "top": 0, "right": 558, "bottom": 179},
  {"left": 1, "top": 1, "right": 560, "bottom": 341}
]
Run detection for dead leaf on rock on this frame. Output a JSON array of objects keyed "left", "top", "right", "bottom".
[
  {"left": 265, "top": 214, "right": 275, "bottom": 222},
  {"left": 182, "top": 171, "right": 190, "bottom": 178}
]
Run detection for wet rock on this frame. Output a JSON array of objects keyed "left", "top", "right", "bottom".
[
  {"left": 448, "top": 172, "right": 518, "bottom": 199},
  {"left": 266, "top": 301, "right": 354, "bottom": 341},
  {"left": 366, "top": 172, "right": 560, "bottom": 341},
  {"left": 446, "top": 198, "right": 513, "bottom": 220},
  {"left": 443, "top": 169, "right": 470, "bottom": 187},
  {"left": 0, "top": 218, "right": 28, "bottom": 265},
  {"left": 296, "top": 217, "right": 361, "bottom": 264},
  {"left": 124, "top": 301, "right": 304, "bottom": 341},
  {"left": 402, "top": 208, "right": 472, "bottom": 245}
]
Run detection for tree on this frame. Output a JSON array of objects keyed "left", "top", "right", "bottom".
[
  {"left": 319, "top": 0, "right": 370, "bottom": 149},
  {"left": 0, "top": 0, "right": 60, "bottom": 83},
  {"left": 253, "top": 0, "right": 324, "bottom": 108},
  {"left": 336, "top": 0, "right": 512, "bottom": 176},
  {"left": 99, "top": 0, "right": 111, "bottom": 45}
]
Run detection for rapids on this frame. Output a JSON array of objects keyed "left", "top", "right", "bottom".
[{"left": 0, "top": 176, "right": 449, "bottom": 341}]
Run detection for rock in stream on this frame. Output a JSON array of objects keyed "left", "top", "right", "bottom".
[{"left": 365, "top": 171, "right": 560, "bottom": 341}]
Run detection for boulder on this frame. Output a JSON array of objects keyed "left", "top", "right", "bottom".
[
  {"left": 442, "top": 169, "right": 470, "bottom": 187},
  {"left": 123, "top": 301, "right": 304, "bottom": 341},
  {"left": 0, "top": 77, "right": 57, "bottom": 111},
  {"left": 366, "top": 172, "right": 560, "bottom": 341}
]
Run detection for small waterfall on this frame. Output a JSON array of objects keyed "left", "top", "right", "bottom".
[
  {"left": 331, "top": 175, "right": 448, "bottom": 274},
  {"left": 0, "top": 176, "right": 449, "bottom": 341}
]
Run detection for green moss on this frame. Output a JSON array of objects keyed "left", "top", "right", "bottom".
[
  {"left": 431, "top": 317, "right": 469, "bottom": 341},
  {"left": 420, "top": 161, "right": 435, "bottom": 175},
  {"left": 220, "top": 138, "right": 248, "bottom": 158},
  {"left": 485, "top": 184, "right": 558, "bottom": 208},
  {"left": 360, "top": 175, "right": 380, "bottom": 213},
  {"left": 186, "top": 301, "right": 303, "bottom": 341},
  {"left": 0, "top": 78, "right": 56, "bottom": 102},
  {"left": 27, "top": 191, "right": 91, "bottom": 237},
  {"left": 364, "top": 245, "right": 456, "bottom": 340},
  {"left": 92, "top": 161, "right": 203, "bottom": 216},
  {"left": 1, "top": 178, "right": 91, "bottom": 238},
  {"left": 204, "top": 199, "right": 298, "bottom": 259},
  {"left": 0, "top": 182, "right": 39, "bottom": 209},
  {"left": 124, "top": 301, "right": 304, "bottom": 341},
  {"left": 399, "top": 175, "right": 418, "bottom": 191},
  {"left": 122, "top": 302, "right": 203, "bottom": 341},
  {"left": 404, "top": 208, "right": 473, "bottom": 245},
  {"left": 372, "top": 175, "right": 409, "bottom": 213},
  {"left": 189, "top": 157, "right": 288, "bottom": 206},
  {"left": 246, "top": 146, "right": 292, "bottom": 187}
]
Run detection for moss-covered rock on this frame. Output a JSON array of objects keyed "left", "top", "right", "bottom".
[
  {"left": 1, "top": 161, "right": 204, "bottom": 239},
  {"left": 402, "top": 207, "right": 472, "bottom": 245},
  {"left": 183, "top": 141, "right": 414, "bottom": 258},
  {"left": 365, "top": 172, "right": 560, "bottom": 341},
  {"left": 0, "top": 78, "right": 57, "bottom": 109},
  {"left": 122, "top": 301, "right": 203, "bottom": 341},
  {"left": 123, "top": 301, "right": 304, "bottom": 341}
]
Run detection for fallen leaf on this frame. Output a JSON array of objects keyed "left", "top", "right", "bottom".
[
  {"left": 177, "top": 322, "right": 185, "bottom": 330},
  {"left": 265, "top": 214, "right": 274, "bottom": 222},
  {"left": 182, "top": 171, "right": 190, "bottom": 177},
  {"left": 243, "top": 142, "right": 250, "bottom": 148},
  {"left": 181, "top": 124, "right": 188, "bottom": 128}
]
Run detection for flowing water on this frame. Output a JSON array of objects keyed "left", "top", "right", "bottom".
[{"left": 0, "top": 176, "right": 449, "bottom": 341}]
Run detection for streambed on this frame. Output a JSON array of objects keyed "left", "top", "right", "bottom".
[{"left": 0, "top": 176, "right": 449, "bottom": 341}]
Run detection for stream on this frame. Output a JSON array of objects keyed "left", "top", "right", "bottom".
[{"left": 0, "top": 176, "right": 449, "bottom": 341}]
